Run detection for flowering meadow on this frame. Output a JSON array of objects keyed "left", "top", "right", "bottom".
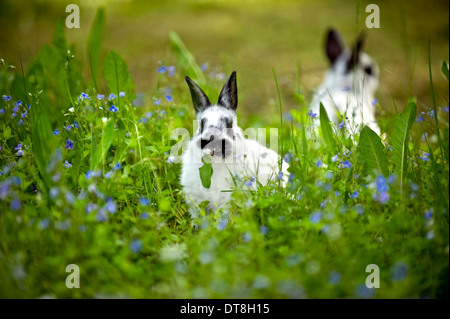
[{"left": 0, "top": 9, "right": 448, "bottom": 298}]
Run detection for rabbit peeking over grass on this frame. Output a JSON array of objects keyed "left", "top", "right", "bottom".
[
  {"left": 181, "top": 71, "right": 289, "bottom": 217},
  {"left": 310, "top": 28, "right": 381, "bottom": 136}
]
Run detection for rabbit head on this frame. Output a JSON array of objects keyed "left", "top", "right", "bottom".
[
  {"left": 324, "top": 28, "right": 379, "bottom": 98},
  {"left": 185, "top": 71, "right": 243, "bottom": 160}
]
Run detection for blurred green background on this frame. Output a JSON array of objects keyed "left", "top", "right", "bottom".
[{"left": 0, "top": 0, "right": 448, "bottom": 125}]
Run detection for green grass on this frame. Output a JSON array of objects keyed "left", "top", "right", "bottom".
[{"left": 0, "top": 9, "right": 448, "bottom": 299}]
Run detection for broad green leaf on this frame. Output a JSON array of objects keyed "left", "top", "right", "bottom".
[
  {"left": 91, "top": 119, "right": 114, "bottom": 170},
  {"left": 442, "top": 61, "right": 449, "bottom": 81},
  {"left": 103, "top": 50, "right": 134, "bottom": 95},
  {"left": 358, "top": 126, "right": 389, "bottom": 177},
  {"left": 390, "top": 101, "right": 417, "bottom": 191},
  {"left": 319, "top": 103, "right": 336, "bottom": 151},
  {"left": 87, "top": 8, "right": 105, "bottom": 91},
  {"left": 30, "top": 95, "right": 57, "bottom": 190},
  {"left": 199, "top": 156, "right": 214, "bottom": 189}
]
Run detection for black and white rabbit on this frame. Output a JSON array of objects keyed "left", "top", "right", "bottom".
[
  {"left": 310, "top": 28, "right": 381, "bottom": 135},
  {"left": 181, "top": 71, "right": 289, "bottom": 216}
]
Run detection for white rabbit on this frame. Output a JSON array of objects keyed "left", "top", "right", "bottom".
[
  {"left": 181, "top": 71, "right": 289, "bottom": 217},
  {"left": 310, "top": 28, "right": 381, "bottom": 135}
]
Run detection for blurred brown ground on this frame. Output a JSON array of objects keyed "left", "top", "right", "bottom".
[{"left": 0, "top": 0, "right": 448, "bottom": 129}]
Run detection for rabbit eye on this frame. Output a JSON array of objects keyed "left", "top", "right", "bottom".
[
  {"left": 364, "top": 65, "right": 373, "bottom": 75},
  {"left": 200, "top": 118, "right": 206, "bottom": 133},
  {"left": 226, "top": 120, "right": 233, "bottom": 129}
]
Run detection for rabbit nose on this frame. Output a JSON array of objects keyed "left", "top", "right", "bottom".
[{"left": 201, "top": 135, "right": 214, "bottom": 150}]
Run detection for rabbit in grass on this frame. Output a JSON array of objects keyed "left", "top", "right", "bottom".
[
  {"left": 181, "top": 71, "right": 289, "bottom": 216},
  {"left": 310, "top": 28, "right": 381, "bottom": 136}
]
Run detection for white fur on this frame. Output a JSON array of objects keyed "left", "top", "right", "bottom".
[
  {"left": 181, "top": 105, "right": 289, "bottom": 216},
  {"left": 310, "top": 49, "right": 381, "bottom": 135}
]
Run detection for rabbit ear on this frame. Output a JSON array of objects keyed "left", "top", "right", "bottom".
[
  {"left": 218, "top": 71, "right": 238, "bottom": 111},
  {"left": 185, "top": 76, "right": 211, "bottom": 113},
  {"left": 347, "top": 33, "right": 366, "bottom": 71},
  {"left": 326, "top": 29, "right": 345, "bottom": 65}
]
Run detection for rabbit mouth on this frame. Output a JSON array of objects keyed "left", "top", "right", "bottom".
[{"left": 198, "top": 136, "right": 234, "bottom": 159}]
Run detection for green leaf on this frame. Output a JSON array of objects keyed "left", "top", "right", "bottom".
[
  {"left": 53, "top": 19, "right": 67, "bottom": 56},
  {"left": 390, "top": 101, "right": 417, "bottom": 191},
  {"left": 358, "top": 126, "right": 389, "bottom": 177},
  {"left": 30, "top": 95, "right": 57, "bottom": 190},
  {"left": 442, "top": 61, "right": 449, "bottom": 81},
  {"left": 319, "top": 103, "right": 336, "bottom": 151},
  {"left": 199, "top": 156, "right": 214, "bottom": 189},
  {"left": 87, "top": 8, "right": 105, "bottom": 91},
  {"left": 169, "top": 31, "right": 205, "bottom": 83},
  {"left": 91, "top": 119, "right": 114, "bottom": 170},
  {"left": 103, "top": 50, "right": 134, "bottom": 95}
]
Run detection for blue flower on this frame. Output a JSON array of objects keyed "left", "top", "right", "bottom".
[
  {"left": 424, "top": 209, "right": 433, "bottom": 220},
  {"left": 309, "top": 212, "right": 322, "bottom": 224},
  {"left": 419, "top": 156, "right": 430, "bottom": 162},
  {"left": 288, "top": 173, "right": 296, "bottom": 183},
  {"left": 410, "top": 182, "right": 419, "bottom": 192},
  {"left": 387, "top": 174, "right": 397, "bottom": 184},
  {"left": 80, "top": 92, "right": 89, "bottom": 100},
  {"left": 154, "top": 99, "right": 161, "bottom": 106},
  {"left": 85, "top": 202, "right": 97, "bottom": 214},
  {"left": 27, "top": 104, "right": 31, "bottom": 109},
  {"left": 259, "top": 225, "right": 269, "bottom": 235},
  {"left": 320, "top": 199, "right": 327, "bottom": 208},
  {"left": 354, "top": 284, "right": 375, "bottom": 298},
  {"left": 16, "top": 150, "right": 23, "bottom": 156},
  {"left": 64, "top": 160, "right": 72, "bottom": 168},
  {"left": 378, "top": 192, "right": 389, "bottom": 204},
  {"left": 375, "top": 175, "right": 389, "bottom": 193},
  {"left": 129, "top": 239, "right": 142, "bottom": 253},
  {"left": 371, "top": 99, "right": 378, "bottom": 106},
  {"left": 15, "top": 143, "right": 22, "bottom": 150},
  {"left": 104, "top": 170, "right": 113, "bottom": 179},
  {"left": 332, "top": 154, "right": 339, "bottom": 162},
  {"left": 244, "top": 180, "right": 253, "bottom": 187},
  {"left": 97, "top": 94, "right": 105, "bottom": 100},
  {"left": 328, "top": 271, "right": 341, "bottom": 285},
  {"left": 444, "top": 105, "right": 449, "bottom": 112},
  {"left": 12, "top": 105, "right": 19, "bottom": 113},
  {"left": 96, "top": 208, "right": 108, "bottom": 222},
  {"left": 139, "top": 212, "right": 150, "bottom": 220},
  {"left": 168, "top": 66, "right": 175, "bottom": 77},
  {"left": 391, "top": 261, "right": 408, "bottom": 282},
  {"left": 109, "top": 105, "right": 118, "bottom": 112},
  {"left": 350, "top": 191, "right": 359, "bottom": 199},
  {"left": 18, "top": 119, "right": 24, "bottom": 126},
  {"left": 21, "top": 111, "right": 27, "bottom": 118},
  {"left": 307, "top": 111, "right": 317, "bottom": 118},
  {"left": 416, "top": 114, "right": 424, "bottom": 122},
  {"left": 108, "top": 93, "right": 117, "bottom": 100},
  {"left": 14, "top": 100, "right": 22, "bottom": 107},
  {"left": 0, "top": 108, "right": 5, "bottom": 114},
  {"left": 10, "top": 197, "right": 21, "bottom": 211},
  {"left": 342, "top": 86, "right": 350, "bottom": 92},
  {"left": 39, "top": 218, "right": 51, "bottom": 230},
  {"left": 53, "top": 129, "right": 60, "bottom": 135},
  {"left": 217, "top": 218, "right": 227, "bottom": 231},
  {"left": 342, "top": 160, "right": 352, "bottom": 169},
  {"left": 334, "top": 191, "right": 340, "bottom": 197},
  {"left": 105, "top": 199, "right": 117, "bottom": 213},
  {"left": 49, "top": 187, "right": 59, "bottom": 199},
  {"left": 277, "top": 172, "right": 284, "bottom": 180},
  {"left": 316, "top": 159, "right": 323, "bottom": 167},
  {"left": 65, "top": 139, "right": 74, "bottom": 150},
  {"left": 73, "top": 121, "right": 79, "bottom": 128},
  {"left": 284, "top": 153, "right": 292, "bottom": 163},
  {"left": 157, "top": 66, "right": 166, "bottom": 74},
  {"left": 167, "top": 155, "right": 176, "bottom": 163},
  {"left": 119, "top": 92, "right": 125, "bottom": 98},
  {"left": 165, "top": 94, "right": 173, "bottom": 102},
  {"left": 139, "top": 197, "right": 150, "bottom": 206},
  {"left": 113, "top": 163, "right": 122, "bottom": 170},
  {"left": 338, "top": 121, "right": 345, "bottom": 129},
  {"left": 242, "top": 232, "right": 252, "bottom": 243},
  {"left": 200, "top": 63, "right": 208, "bottom": 71}
]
